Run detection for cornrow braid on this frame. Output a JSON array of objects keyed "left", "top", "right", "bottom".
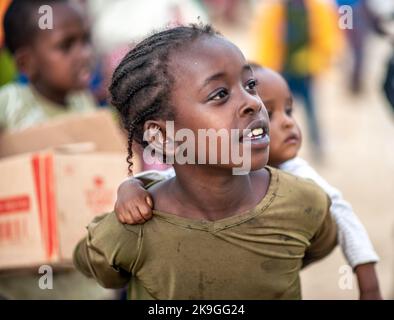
[{"left": 109, "top": 24, "right": 218, "bottom": 175}]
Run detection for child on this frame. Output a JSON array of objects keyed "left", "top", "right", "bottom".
[
  {"left": 114, "top": 63, "right": 382, "bottom": 299},
  {"left": 73, "top": 25, "right": 337, "bottom": 299},
  {"left": 0, "top": 0, "right": 96, "bottom": 132},
  {"left": 0, "top": 0, "right": 112, "bottom": 300}
]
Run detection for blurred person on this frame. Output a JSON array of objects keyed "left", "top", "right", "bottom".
[
  {"left": 366, "top": 0, "right": 394, "bottom": 112},
  {"left": 383, "top": 50, "right": 394, "bottom": 112},
  {"left": 0, "top": 0, "right": 115, "bottom": 300},
  {"left": 0, "top": 0, "right": 97, "bottom": 132},
  {"left": 249, "top": 0, "right": 342, "bottom": 160},
  {"left": 114, "top": 64, "right": 382, "bottom": 299},
  {"left": 336, "top": 0, "right": 377, "bottom": 94}
]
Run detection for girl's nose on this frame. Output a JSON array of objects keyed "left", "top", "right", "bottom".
[{"left": 238, "top": 93, "right": 263, "bottom": 117}]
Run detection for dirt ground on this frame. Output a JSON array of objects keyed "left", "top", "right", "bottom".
[{"left": 224, "top": 25, "right": 394, "bottom": 299}]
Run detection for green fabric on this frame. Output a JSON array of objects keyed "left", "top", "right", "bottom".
[
  {"left": 74, "top": 167, "right": 337, "bottom": 300},
  {"left": 0, "top": 82, "right": 96, "bottom": 132},
  {"left": 0, "top": 49, "right": 17, "bottom": 87}
]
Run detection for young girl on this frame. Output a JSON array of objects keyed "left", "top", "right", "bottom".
[
  {"left": 74, "top": 25, "right": 337, "bottom": 299},
  {"left": 115, "top": 62, "right": 382, "bottom": 299}
]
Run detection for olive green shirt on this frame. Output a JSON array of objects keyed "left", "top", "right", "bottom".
[{"left": 74, "top": 167, "right": 337, "bottom": 300}]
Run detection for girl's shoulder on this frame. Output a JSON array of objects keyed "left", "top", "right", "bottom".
[
  {"left": 253, "top": 165, "right": 326, "bottom": 201},
  {"left": 272, "top": 166, "right": 331, "bottom": 216},
  {"left": 87, "top": 211, "right": 142, "bottom": 243},
  {"left": 147, "top": 177, "right": 180, "bottom": 214}
]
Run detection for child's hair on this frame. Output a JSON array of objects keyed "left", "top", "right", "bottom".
[
  {"left": 4, "top": 0, "right": 66, "bottom": 54},
  {"left": 109, "top": 24, "right": 218, "bottom": 174}
]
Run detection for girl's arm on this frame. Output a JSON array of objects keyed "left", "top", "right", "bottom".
[
  {"left": 302, "top": 197, "right": 338, "bottom": 268},
  {"left": 73, "top": 213, "right": 140, "bottom": 288}
]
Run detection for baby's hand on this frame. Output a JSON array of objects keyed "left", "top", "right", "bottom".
[{"left": 114, "top": 178, "right": 153, "bottom": 224}]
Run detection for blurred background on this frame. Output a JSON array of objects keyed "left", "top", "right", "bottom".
[{"left": 0, "top": 0, "right": 393, "bottom": 299}]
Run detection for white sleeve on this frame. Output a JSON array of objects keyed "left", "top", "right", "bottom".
[
  {"left": 133, "top": 167, "right": 175, "bottom": 181},
  {"left": 279, "top": 158, "right": 379, "bottom": 269}
]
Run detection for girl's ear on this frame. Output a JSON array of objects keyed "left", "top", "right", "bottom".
[
  {"left": 14, "top": 47, "right": 37, "bottom": 80},
  {"left": 143, "top": 120, "right": 177, "bottom": 158}
]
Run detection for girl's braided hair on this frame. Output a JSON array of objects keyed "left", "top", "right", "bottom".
[{"left": 109, "top": 24, "right": 218, "bottom": 174}]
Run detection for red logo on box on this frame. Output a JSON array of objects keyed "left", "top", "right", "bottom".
[
  {"left": 85, "top": 176, "right": 114, "bottom": 215},
  {"left": 0, "top": 195, "right": 30, "bottom": 215}
]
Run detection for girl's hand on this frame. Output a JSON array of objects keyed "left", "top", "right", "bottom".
[{"left": 114, "top": 178, "right": 153, "bottom": 224}]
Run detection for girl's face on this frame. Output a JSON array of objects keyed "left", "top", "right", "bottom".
[
  {"left": 253, "top": 68, "right": 302, "bottom": 167},
  {"left": 167, "top": 36, "right": 270, "bottom": 172}
]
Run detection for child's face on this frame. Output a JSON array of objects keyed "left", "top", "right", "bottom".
[
  {"left": 167, "top": 36, "right": 270, "bottom": 172},
  {"left": 253, "top": 68, "right": 302, "bottom": 167},
  {"left": 26, "top": 2, "right": 92, "bottom": 93}
]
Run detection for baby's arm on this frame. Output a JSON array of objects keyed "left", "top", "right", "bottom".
[
  {"left": 330, "top": 193, "right": 381, "bottom": 299},
  {"left": 73, "top": 213, "right": 139, "bottom": 288},
  {"left": 281, "top": 158, "right": 381, "bottom": 299},
  {"left": 115, "top": 178, "right": 153, "bottom": 224},
  {"left": 115, "top": 168, "right": 175, "bottom": 224}
]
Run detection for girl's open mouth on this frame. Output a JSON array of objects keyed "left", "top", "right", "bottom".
[{"left": 240, "top": 120, "right": 270, "bottom": 148}]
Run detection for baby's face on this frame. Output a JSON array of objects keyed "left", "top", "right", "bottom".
[{"left": 253, "top": 67, "right": 302, "bottom": 167}]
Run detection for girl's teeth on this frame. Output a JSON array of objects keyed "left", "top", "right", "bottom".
[
  {"left": 246, "top": 128, "right": 264, "bottom": 139},
  {"left": 252, "top": 128, "right": 264, "bottom": 136},
  {"left": 248, "top": 128, "right": 264, "bottom": 138}
]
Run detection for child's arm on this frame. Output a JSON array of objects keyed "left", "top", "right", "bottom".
[
  {"left": 115, "top": 178, "right": 153, "bottom": 224},
  {"left": 73, "top": 213, "right": 139, "bottom": 288},
  {"left": 321, "top": 194, "right": 381, "bottom": 299},
  {"left": 355, "top": 263, "right": 382, "bottom": 300},
  {"left": 115, "top": 168, "right": 175, "bottom": 224},
  {"left": 280, "top": 158, "right": 381, "bottom": 299}
]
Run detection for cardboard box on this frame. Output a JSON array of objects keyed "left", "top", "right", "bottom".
[
  {"left": 0, "top": 151, "right": 128, "bottom": 270},
  {"left": 0, "top": 110, "right": 127, "bottom": 157},
  {"left": 0, "top": 110, "right": 136, "bottom": 270}
]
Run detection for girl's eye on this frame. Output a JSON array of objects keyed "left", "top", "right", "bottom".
[
  {"left": 285, "top": 107, "right": 293, "bottom": 117},
  {"left": 209, "top": 88, "right": 228, "bottom": 101},
  {"left": 245, "top": 79, "right": 258, "bottom": 91},
  {"left": 267, "top": 110, "right": 273, "bottom": 119}
]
